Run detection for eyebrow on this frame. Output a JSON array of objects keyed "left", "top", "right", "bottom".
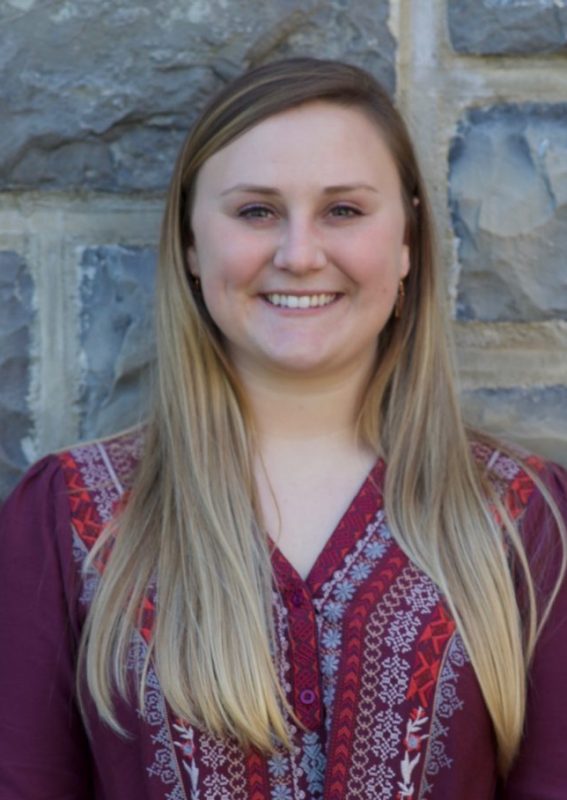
[{"left": 220, "top": 182, "right": 379, "bottom": 196}]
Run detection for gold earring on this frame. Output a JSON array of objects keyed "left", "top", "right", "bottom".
[{"left": 394, "top": 279, "right": 405, "bottom": 319}]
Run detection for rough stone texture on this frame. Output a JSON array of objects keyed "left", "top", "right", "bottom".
[
  {"left": 0, "top": 0, "right": 394, "bottom": 193},
  {"left": 449, "top": 104, "right": 567, "bottom": 322},
  {"left": 79, "top": 245, "right": 156, "bottom": 440},
  {"left": 455, "top": 320, "right": 567, "bottom": 388},
  {"left": 461, "top": 385, "right": 567, "bottom": 467},
  {"left": 447, "top": 0, "right": 567, "bottom": 55},
  {"left": 0, "top": 251, "right": 34, "bottom": 500},
  {"left": 2, "top": 0, "right": 567, "bottom": 502}
]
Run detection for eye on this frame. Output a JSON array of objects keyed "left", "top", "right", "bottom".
[
  {"left": 237, "top": 204, "right": 276, "bottom": 221},
  {"left": 328, "top": 204, "right": 362, "bottom": 219}
]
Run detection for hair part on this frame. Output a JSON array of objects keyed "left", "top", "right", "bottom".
[{"left": 80, "top": 57, "right": 565, "bottom": 773}]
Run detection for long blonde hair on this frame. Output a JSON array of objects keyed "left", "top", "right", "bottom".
[{"left": 81, "top": 58, "right": 565, "bottom": 773}]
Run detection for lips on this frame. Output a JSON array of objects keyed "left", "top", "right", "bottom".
[{"left": 263, "top": 292, "right": 338, "bottom": 309}]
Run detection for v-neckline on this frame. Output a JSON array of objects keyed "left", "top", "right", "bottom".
[{"left": 270, "top": 457, "right": 386, "bottom": 597}]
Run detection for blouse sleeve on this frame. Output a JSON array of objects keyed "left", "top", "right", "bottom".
[
  {"left": 0, "top": 457, "right": 95, "bottom": 799},
  {"left": 501, "top": 462, "right": 567, "bottom": 800}
]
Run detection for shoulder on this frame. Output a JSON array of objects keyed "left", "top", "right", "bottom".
[
  {"left": 472, "top": 438, "right": 567, "bottom": 612},
  {"left": 495, "top": 452, "right": 567, "bottom": 793},
  {"left": 53, "top": 426, "right": 145, "bottom": 555},
  {"left": 55, "top": 426, "right": 144, "bottom": 504},
  {"left": 56, "top": 426, "right": 145, "bottom": 495},
  {"left": 470, "top": 438, "right": 566, "bottom": 527},
  {"left": 1, "top": 426, "right": 145, "bottom": 561}
]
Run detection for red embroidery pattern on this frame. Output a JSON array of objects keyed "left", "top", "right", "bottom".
[
  {"left": 393, "top": 604, "right": 458, "bottom": 799},
  {"left": 407, "top": 604, "right": 457, "bottom": 709},
  {"left": 60, "top": 450, "right": 105, "bottom": 551},
  {"left": 246, "top": 750, "right": 271, "bottom": 800}
]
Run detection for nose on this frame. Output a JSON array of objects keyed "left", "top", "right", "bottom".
[{"left": 273, "top": 218, "right": 327, "bottom": 272}]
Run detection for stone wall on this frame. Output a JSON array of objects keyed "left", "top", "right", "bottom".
[{"left": 0, "top": 0, "right": 566, "bottom": 500}]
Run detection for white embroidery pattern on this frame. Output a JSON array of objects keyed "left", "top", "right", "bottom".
[
  {"left": 315, "top": 509, "right": 394, "bottom": 732},
  {"left": 418, "top": 634, "right": 469, "bottom": 799},
  {"left": 397, "top": 707, "right": 429, "bottom": 799},
  {"left": 346, "top": 566, "right": 441, "bottom": 800},
  {"left": 172, "top": 721, "right": 200, "bottom": 800}
]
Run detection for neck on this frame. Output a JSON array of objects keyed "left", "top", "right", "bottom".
[{"left": 235, "top": 359, "right": 374, "bottom": 448}]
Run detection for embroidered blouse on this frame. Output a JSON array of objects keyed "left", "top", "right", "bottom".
[{"left": 0, "top": 430, "right": 566, "bottom": 799}]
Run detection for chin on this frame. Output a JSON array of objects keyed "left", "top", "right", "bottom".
[{"left": 266, "top": 353, "right": 338, "bottom": 377}]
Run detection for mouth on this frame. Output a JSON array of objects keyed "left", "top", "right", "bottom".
[{"left": 263, "top": 292, "right": 339, "bottom": 309}]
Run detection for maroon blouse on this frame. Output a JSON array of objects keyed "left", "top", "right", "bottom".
[{"left": 0, "top": 430, "right": 566, "bottom": 799}]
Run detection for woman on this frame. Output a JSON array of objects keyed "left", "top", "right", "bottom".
[{"left": 1, "top": 58, "right": 566, "bottom": 799}]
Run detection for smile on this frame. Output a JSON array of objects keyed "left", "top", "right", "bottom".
[{"left": 264, "top": 293, "right": 338, "bottom": 309}]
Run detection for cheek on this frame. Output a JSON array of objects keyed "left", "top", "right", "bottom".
[
  {"left": 198, "top": 253, "right": 249, "bottom": 324},
  {"left": 199, "top": 231, "right": 265, "bottom": 288},
  {"left": 400, "top": 243, "right": 410, "bottom": 278},
  {"left": 187, "top": 246, "right": 199, "bottom": 277},
  {"left": 198, "top": 282, "right": 232, "bottom": 341},
  {"left": 350, "top": 241, "right": 402, "bottom": 283},
  {"left": 351, "top": 247, "right": 407, "bottom": 311}
]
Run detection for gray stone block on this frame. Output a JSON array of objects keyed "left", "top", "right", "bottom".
[
  {"left": 449, "top": 104, "right": 567, "bottom": 322},
  {"left": 0, "top": 251, "right": 34, "bottom": 501},
  {"left": 462, "top": 385, "right": 567, "bottom": 467},
  {"left": 79, "top": 245, "right": 156, "bottom": 440},
  {"left": 448, "top": 0, "right": 567, "bottom": 55},
  {"left": 0, "top": 0, "right": 394, "bottom": 192}
]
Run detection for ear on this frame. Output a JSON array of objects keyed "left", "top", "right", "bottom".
[{"left": 187, "top": 245, "right": 200, "bottom": 277}]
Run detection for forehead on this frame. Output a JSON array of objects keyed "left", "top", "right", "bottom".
[{"left": 194, "top": 101, "right": 401, "bottom": 193}]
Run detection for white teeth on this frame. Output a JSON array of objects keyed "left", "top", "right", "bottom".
[{"left": 265, "top": 293, "right": 336, "bottom": 308}]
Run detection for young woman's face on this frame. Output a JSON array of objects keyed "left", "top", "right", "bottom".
[{"left": 188, "top": 101, "right": 410, "bottom": 383}]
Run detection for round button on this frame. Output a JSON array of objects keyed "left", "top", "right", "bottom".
[
  {"left": 299, "top": 689, "right": 316, "bottom": 705},
  {"left": 291, "top": 591, "right": 303, "bottom": 607}
]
